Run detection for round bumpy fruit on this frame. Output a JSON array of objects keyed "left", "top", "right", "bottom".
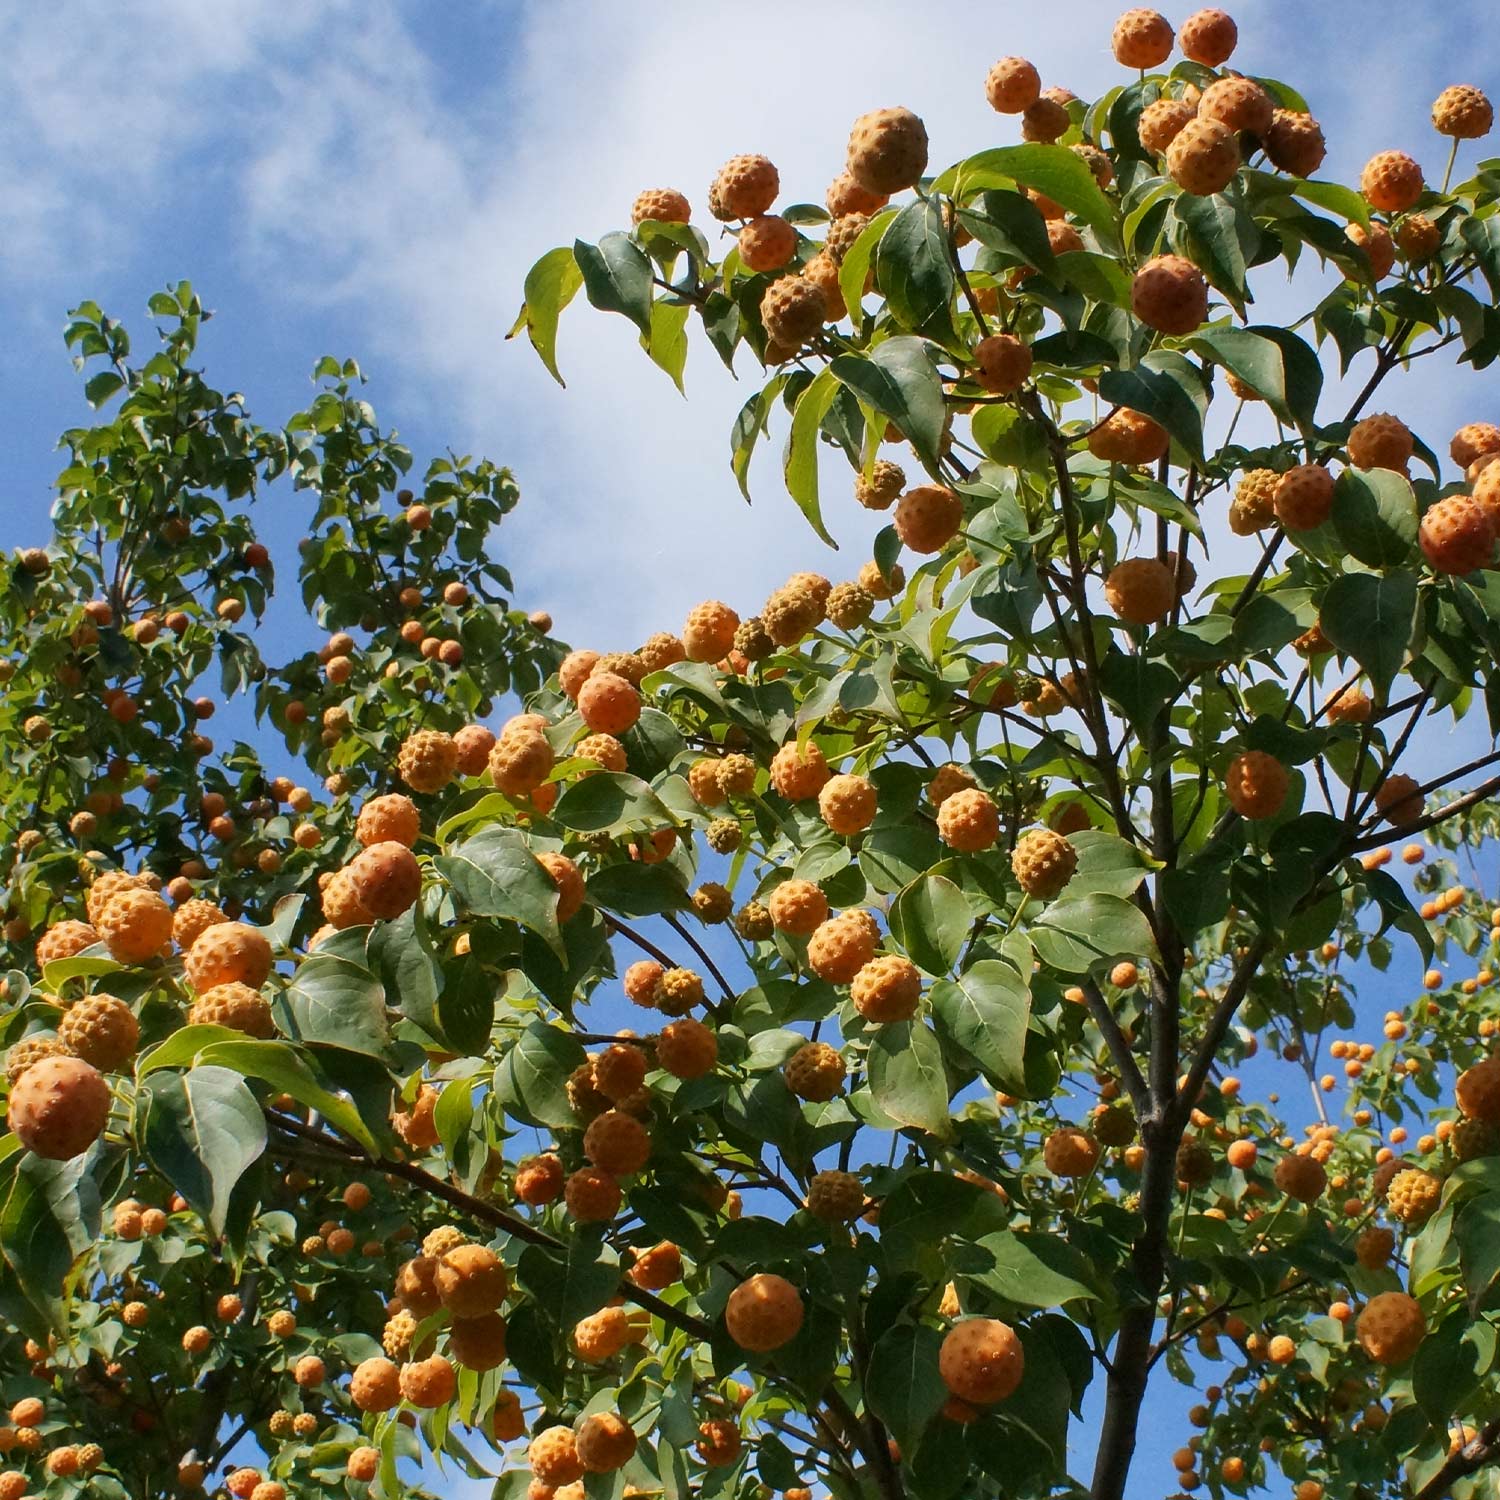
[
  {"left": 632, "top": 187, "right": 690, "bottom": 225},
  {"left": 725, "top": 1272, "right": 805, "bottom": 1351},
  {"left": 939, "top": 1318, "right": 1025, "bottom": 1404},
  {"left": 184, "top": 923, "right": 272, "bottom": 992},
  {"left": 1349, "top": 412, "right": 1413, "bottom": 472},
  {"left": 1139, "top": 98, "right": 1198, "bottom": 155},
  {"left": 5, "top": 1036, "right": 73, "bottom": 1085},
  {"left": 437, "top": 1244, "right": 508, "bottom": 1317},
  {"left": 1433, "top": 84, "right": 1494, "bottom": 139},
  {"left": 530, "top": 1427, "right": 585, "bottom": 1488},
  {"left": 515, "top": 1152, "right": 565, "bottom": 1205},
  {"left": 760, "top": 276, "right": 826, "bottom": 350},
  {"left": 398, "top": 729, "right": 459, "bottom": 793},
  {"left": 58, "top": 995, "right": 138, "bottom": 1071},
  {"left": 97, "top": 888, "right": 172, "bottom": 963},
  {"left": 1179, "top": 7, "right": 1237, "bottom": 64},
  {"left": 1131, "top": 255, "right": 1208, "bottom": 335},
  {"left": 172, "top": 899, "right": 227, "bottom": 952},
  {"left": 974, "top": 333, "right": 1033, "bottom": 394},
  {"left": 565, "top": 1167, "right": 622, "bottom": 1223},
  {"left": 696, "top": 1418, "right": 743, "bottom": 1467},
  {"left": 785, "top": 1040, "right": 845, "bottom": 1101},
  {"left": 447, "top": 1313, "right": 508, "bottom": 1371},
  {"left": 1386, "top": 1167, "right": 1442, "bottom": 1225},
  {"left": 584, "top": 1110, "right": 651, "bottom": 1175},
  {"left": 1044, "top": 1126, "right": 1099, "bottom": 1178},
  {"left": 628, "top": 1241, "right": 684, "bottom": 1290},
  {"left": 984, "top": 56, "right": 1040, "bottom": 114},
  {"left": 188, "top": 982, "right": 275, "bottom": 1038},
  {"left": 1361, "top": 151, "right": 1424, "bottom": 213},
  {"left": 709, "top": 154, "right": 778, "bottom": 221},
  {"left": 538, "top": 852, "right": 586, "bottom": 922},
  {"left": 770, "top": 740, "right": 830, "bottom": 800},
  {"left": 938, "top": 787, "right": 1001, "bottom": 852},
  {"left": 35, "top": 920, "right": 98, "bottom": 968},
  {"left": 576, "top": 1412, "right": 637, "bottom": 1473},
  {"left": 1167, "top": 117, "right": 1240, "bottom": 196},
  {"left": 1012, "top": 828, "right": 1077, "bottom": 900},
  {"left": 1225, "top": 750, "right": 1290, "bottom": 821},
  {"left": 855, "top": 458, "right": 906, "bottom": 510},
  {"left": 453, "top": 723, "right": 497, "bottom": 776},
  {"left": 1273, "top": 464, "right": 1334, "bottom": 531},
  {"left": 1348, "top": 222, "right": 1396, "bottom": 280},
  {"left": 682, "top": 600, "right": 739, "bottom": 662},
  {"left": 398, "top": 1354, "right": 456, "bottom": 1408},
  {"left": 851, "top": 954, "right": 922, "bottom": 1023},
  {"left": 894, "top": 485, "right": 962, "bottom": 553},
  {"left": 807, "top": 914, "right": 879, "bottom": 983},
  {"left": 1264, "top": 109, "right": 1327, "bottom": 176},
  {"left": 1420, "top": 494, "right": 1495, "bottom": 575},
  {"left": 656, "top": 1017, "right": 718, "bottom": 1079},
  {"left": 826, "top": 582, "right": 873, "bottom": 630},
  {"left": 1374, "top": 773, "right": 1424, "bottom": 827},
  {"left": 8, "top": 1056, "right": 110, "bottom": 1159},
  {"left": 1274, "top": 1153, "right": 1327, "bottom": 1203},
  {"left": 819, "top": 773, "right": 878, "bottom": 836},
  {"left": 1104, "top": 558, "right": 1176, "bottom": 625},
  {"left": 807, "top": 1169, "right": 865, "bottom": 1221},
  {"left": 1356, "top": 1292, "right": 1426, "bottom": 1365},
  {"left": 846, "top": 106, "right": 928, "bottom": 195},
  {"left": 1457, "top": 1057, "right": 1500, "bottom": 1122},
  {"left": 351, "top": 1356, "right": 402, "bottom": 1412},
  {"left": 356, "top": 793, "right": 421, "bottom": 848},
  {"left": 578, "top": 672, "right": 641, "bottom": 735},
  {"left": 1199, "top": 76, "right": 1273, "bottom": 137},
  {"left": 1088, "top": 409, "right": 1169, "bottom": 465},
  {"left": 738, "top": 215, "right": 797, "bottom": 273},
  {"left": 350, "top": 841, "right": 422, "bottom": 920}
]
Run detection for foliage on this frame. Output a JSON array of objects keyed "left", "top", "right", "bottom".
[{"left": 4, "top": 12, "right": 1500, "bottom": 1500}]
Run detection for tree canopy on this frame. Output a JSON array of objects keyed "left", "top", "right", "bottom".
[{"left": 6, "top": 8, "right": 1500, "bottom": 1500}]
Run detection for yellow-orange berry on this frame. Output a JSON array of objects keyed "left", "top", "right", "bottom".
[
  {"left": 7, "top": 1056, "right": 110, "bottom": 1159},
  {"left": 1012, "top": 828, "right": 1077, "bottom": 900},
  {"left": 937, "top": 787, "right": 1001, "bottom": 852},
  {"left": 187, "top": 982, "right": 275, "bottom": 1038},
  {"left": 1178, "top": 8, "right": 1237, "bottom": 65},
  {"left": 725, "top": 1272, "right": 805, "bottom": 1351},
  {"left": 1349, "top": 413, "right": 1413, "bottom": 472},
  {"left": 1356, "top": 1292, "right": 1425, "bottom": 1365},
  {"left": 1264, "top": 109, "right": 1327, "bottom": 176},
  {"left": 894, "top": 485, "right": 962, "bottom": 554},
  {"left": 807, "top": 1169, "right": 865, "bottom": 1221},
  {"left": 1167, "top": 117, "right": 1240, "bottom": 196},
  {"left": 1225, "top": 751, "right": 1290, "bottom": 821},
  {"left": 1199, "top": 76, "right": 1273, "bottom": 136},
  {"left": 770, "top": 741, "right": 830, "bottom": 800},
  {"left": 356, "top": 793, "right": 421, "bottom": 848},
  {"left": 183, "top": 922, "right": 272, "bottom": 992},
  {"left": 1131, "top": 255, "right": 1208, "bottom": 336},
  {"left": 785, "top": 1040, "right": 845, "bottom": 1101},
  {"left": 974, "top": 334, "right": 1033, "bottom": 395},
  {"left": 1044, "top": 1126, "right": 1099, "bottom": 1178},
  {"left": 97, "top": 888, "right": 172, "bottom": 963},
  {"left": 398, "top": 729, "right": 458, "bottom": 793},
  {"left": 851, "top": 954, "right": 922, "bottom": 1023},
  {"left": 399, "top": 1354, "right": 456, "bottom": 1408},
  {"left": 1433, "top": 85, "right": 1494, "bottom": 139},
  {"left": 683, "top": 601, "right": 740, "bottom": 663},
  {"left": 846, "top": 106, "right": 928, "bottom": 195},
  {"left": 632, "top": 188, "right": 691, "bottom": 225},
  {"left": 1139, "top": 98, "right": 1198, "bottom": 154},
  {"left": 984, "top": 56, "right": 1041, "bottom": 114},
  {"left": 806, "top": 914, "right": 880, "bottom": 983},
  {"left": 564, "top": 1166, "right": 621, "bottom": 1223},
  {"left": 709, "top": 154, "right": 778, "bottom": 221},
  {"left": 1089, "top": 408, "right": 1170, "bottom": 465},
  {"left": 656, "top": 1017, "right": 718, "bottom": 1079},
  {"left": 1104, "top": 558, "right": 1176, "bottom": 625},
  {"left": 577, "top": 672, "right": 641, "bottom": 735},
  {"left": 760, "top": 276, "right": 827, "bottom": 349},
  {"left": 1361, "top": 152, "right": 1424, "bottom": 214},
  {"left": 1421, "top": 494, "right": 1495, "bottom": 575},
  {"left": 1112, "top": 8, "right": 1173, "bottom": 67},
  {"left": 58, "top": 994, "right": 138, "bottom": 1071},
  {"left": 172, "top": 899, "right": 227, "bottom": 952},
  {"left": 739, "top": 215, "right": 797, "bottom": 273},
  {"left": 939, "top": 1317, "right": 1024, "bottom": 1404},
  {"left": 576, "top": 1412, "right": 637, "bottom": 1473},
  {"left": 1273, "top": 464, "right": 1334, "bottom": 531},
  {"left": 1273, "top": 1154, "right": 1327, "bottom": 1203}
]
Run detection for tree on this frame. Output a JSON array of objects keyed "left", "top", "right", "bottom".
[{"left": 4, "top": 7, "right": 1500, "bottom": 1500}]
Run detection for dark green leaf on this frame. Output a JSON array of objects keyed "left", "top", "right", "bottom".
[
  {"left": 1030, "top": 893, "right": 1159, "bottom": 973},
  {"left": 866, "top": 1323, "right": 948, "bottom": 1452},
  {"left": 574, "top": 233, "right": 652, "bottom": 336},
  {"left": 1332, "top": 467, "right": 1418, "bottom": 569},
  {"left": 930, "top": 959, "right": 1031, "bottom": 1095},
  {"left": 867, "top": 1021, "right": 952, "bottom": 1138},
  {"left": 890, "top": 873, "right": 970, "bottom": 976},
  {"left": 831, "top": 338, "right": 946, "bottom": 475},
  {"left": 493, "top": 1022, "right": 586, "bottom": 1130},
  {"left": 877, "top": 198, "right": 958, "bottom": 343},
  {"left": 550, "top": 773, "right": 673, "bottom": 836},
  {"left": 1097, "top": 351, "right": 1207, "bottom": 461},
  {"left": 1319, "top": 571, "right": 1417, "bottom": 697},
  {"left": 277, "top": 929, "right": 389, "bottom": 1057},
  {"left": 436, "top": 826, "right": 565, "bottom": 958}
]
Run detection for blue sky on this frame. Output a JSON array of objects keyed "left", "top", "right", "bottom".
[{"left": 5, "top": 2, "right": 1500, "bottom": 1495}]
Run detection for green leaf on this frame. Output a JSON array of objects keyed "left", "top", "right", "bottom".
[
  {"left": 435, "top": 826, "right": 564, "bottom": 958},
  {"left": 277, "top": 930, "right": 390, "bottom": 1057},
  {"left": 934, "top": 145, "right": 1118, "bottom": 244},
  {"left": 139, "top": 1066, "right": 266, "bottom": 1236},
  {"left": 0, "top": 1153, "right": 98, "bottom": 1335},
  {"left": 1189, "top": 325, "right": 1323, "bottom": 430},
  {"left": 1413, "top": 1313, "right": 1495, "bottom": 1422},
  {"left": 516, "top": 1237, "right": 618, "bottom": 1326},
  {"left": 1030, "top": 893, "right": 1159, "bottom": 974},
  {"left": 1170, "top": 192, "right": 1255, "bottom": 312},
  {"left": 1458, "top": 1192, "right": 1500, "bottom": 1313},
  {"left": 84, "top": 370, "right": 125, "bottom": 408},
  {"left": 878, "top": 1171, "right": 1010, "bottom": 1272},
  {"left": 508, "top": 247, "right": 583, "bottom": 386},
  {"left": 1294, "top": 177, "right": 1372, "bottom": 229},
  {"left": 573, "top": 233, "right": 652, "bottom": 336},
  {"left": 643, "top": 298, "right": 690, "bottom": 392},
  {"left": 1097, "top": 351, "right": 1207, "bottom": 462},
  {"left": 550, "top": 773, "right": 673, "bottom": 836},
  {"left": 890, "top": 873, "right": 970, "bottom": 976},
  {"left": 867, "top": 1021, "right": 952, "bottom": 1139},
  {"left": 782, "top": 366, "right": 841, "bottom": 547},
  {"left": 866, "top": 1323, "right": 948, "bottom": 1452},
  {"left": 929, "top": 959, "right": 1031, "bottom": 1096},
  {"left": 831, "top": 338, "right": 946, "bottom": 474},
  {"left": 838, "top": 208, "right": 898, "bottom": 329},
  {"left": 876, "top": 198, "right": 958, "bottom": 343},
  {"left": 586, "top": 862, "right": 691, "bottom": 917},
  {"left": 1319, "top": 571, "right": 1416, "bottom": 698},
  {"left": 729, "top": 376, "right": 786, "bottom": 501},
  {"left": 964, "top": 1230, "right": 1099, "bottom": 1308},
  {"left": 493, "top": 1022, "right": 586, "bottom": 1130},
  {"left": 197, "top": 1040, "right": 377, "bottom": 1152},
  {"left": 1332, "top": 467, "right": 1418, "bottom": 569},
  {"left": 1065, "top": 830, "right": 1152, "bottom": 899}
]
